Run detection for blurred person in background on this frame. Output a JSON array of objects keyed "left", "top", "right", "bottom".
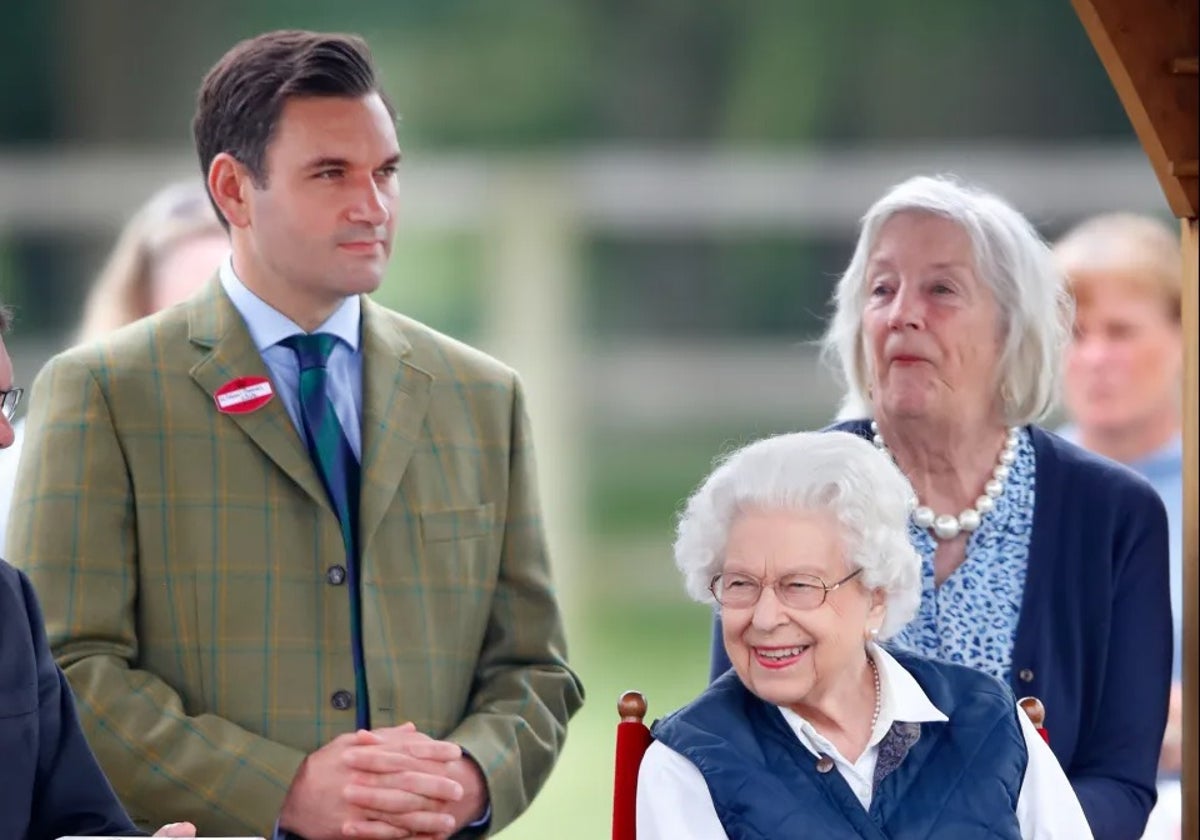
[
  {"left": 644, "top": 431, "right": 1091, "bottom": 839},
  {"left": 1053, "top": 213, "right": 1184, "bottom": 840},
  {"left": 8, "top": 28, "right": 581, "bottom": 839},
  {"left": 0, "top": 179, "right": 227, "bottom": 547},
  {"left": 0, "top": 302, "right": 197, "bottom": 840},
  {"left": 709, "top": 175, "right": 1172, "bottom": 840},
  {"left": 75, "top": 179, "right": 230, "bottom": 345}
]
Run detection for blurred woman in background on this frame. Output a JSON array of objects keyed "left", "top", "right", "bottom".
[
  {"left": 74, "top": 179, "right": 229, "bottom": 344},
  {"left": 1056, "top": 212, "right": 1183, "bottom": 696},
  {"left": 709, "top": 175, "right": 1172, "bottom": 840}
]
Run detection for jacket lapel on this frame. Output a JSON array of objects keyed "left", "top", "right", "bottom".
[
  {"left": 358, "top": 298, "right": 432, "bottom": 552},
  {"left": 186, "top": 281, "right": 331, "bottom": 512}
]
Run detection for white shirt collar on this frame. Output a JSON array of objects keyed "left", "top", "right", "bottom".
[
  {"left": 869, "top": 644, "right": 948, "bottom": 736},
  {"left": 219, "top": 255, "right": 361, "bottom": 352},
  {"left": 778, "top": 645, "right": 947, "bottom": 754}
]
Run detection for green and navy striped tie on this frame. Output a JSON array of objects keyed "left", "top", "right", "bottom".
[{"left": 281, "top": 332, "right": 370, "bottom": 728}]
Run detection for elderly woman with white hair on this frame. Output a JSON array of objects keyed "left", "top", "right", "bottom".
[
  {"left": 708, "top": 175, "right": 1171, "bottom": 840},
  {"left": 642, "top": 431, "right": 1091, "bottom": 839}
]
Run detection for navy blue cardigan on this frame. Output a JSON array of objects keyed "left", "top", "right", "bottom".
[
  {"left": 708, "top": 423, "right": 1172, "bottom": 840},
  {"left": 0, "top": 559, "right": 141, "bottom": 840}
]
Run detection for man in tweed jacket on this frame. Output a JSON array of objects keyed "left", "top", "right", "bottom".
[{"left": 7, "top": 30, "right": 582, "bottom": 839}]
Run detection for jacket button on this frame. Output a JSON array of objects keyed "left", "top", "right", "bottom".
[
  {"left": 326, "top": 565, "right": 346, "bottom": 585},
  {"left": 331, "top": 690, "right": 353, "bottom": 710},
  {"left": 815, "top": 755, "right": 834, "bottom": 774},
  {"left": 1018, "top": 668, "right": 1034, "bottom": 683}
]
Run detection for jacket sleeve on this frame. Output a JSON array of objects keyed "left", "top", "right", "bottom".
[
  {"left": 0, "top": 562, "right": 143, "bottom": 838},
  {"left": 442, "top": 374, "right": 584, "bottom": 835},
  {"left": 1067, "top": 485, "right": 1171, "bottom": 840},
  {"left": 5, "top": 354, "right": 304, "bottom": 837}
]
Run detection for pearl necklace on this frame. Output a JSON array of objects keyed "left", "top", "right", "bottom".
[
  {"left": 871, "top": 421, "right": 1019, "bottom": 541},
  {"left": 868, "top": 656, "right": 881, "bottom": 732}
]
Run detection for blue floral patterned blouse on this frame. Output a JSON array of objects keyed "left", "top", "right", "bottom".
[{"left": 891, "top": 427, "right": 1036, "bottom": 685}]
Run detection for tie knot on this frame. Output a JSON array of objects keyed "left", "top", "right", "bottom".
[{"left": 281, "top": 333, "right": 339, "bottom": 371}]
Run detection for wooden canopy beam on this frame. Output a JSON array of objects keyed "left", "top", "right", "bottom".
[
  {"left": 1072, "top": 0, "right": 1199, "bottom": 218},
  {"left": 1183, "top": 217, "right": 1198, "bottom": 840}
]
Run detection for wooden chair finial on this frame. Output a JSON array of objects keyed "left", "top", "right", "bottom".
[
  {"left": 1018, "top": 696, "right": 1046, "bottom": 728},
  {"left": 618, "top": 690, "right": 648, "bottom": 723}
]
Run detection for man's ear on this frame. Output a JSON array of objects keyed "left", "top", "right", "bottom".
[{"left": 207, "top": 153, "right": 254, "bottom": 229}]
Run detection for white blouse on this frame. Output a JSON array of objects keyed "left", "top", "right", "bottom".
[{"left": 636, "top": 647, "right": 1093, "bottom": 839}]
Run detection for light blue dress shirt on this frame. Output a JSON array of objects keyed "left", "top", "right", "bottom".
[{"left": 219, "top": 258, "right": 363, "bottom": 461}]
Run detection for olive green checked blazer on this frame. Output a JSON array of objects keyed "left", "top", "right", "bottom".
[{"left": 6, "top": 280, "right": 584, "bottom": 837}]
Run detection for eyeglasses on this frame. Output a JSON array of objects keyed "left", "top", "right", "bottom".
[
  {"left": 709, "top": 567, "right": 864, "bottom": 610},
  {"left": 1, "top": 388, "right": 23, "bottom": 421}
]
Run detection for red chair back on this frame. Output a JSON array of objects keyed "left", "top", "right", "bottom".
[{"left": 613, "top": 690, "right": 651, "bottom": 840}]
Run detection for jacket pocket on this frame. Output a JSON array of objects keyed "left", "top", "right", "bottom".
[{"left": 418, "top": 503, "right": 495, "bottom": 544}]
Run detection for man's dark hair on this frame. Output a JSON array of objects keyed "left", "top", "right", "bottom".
[
  {"left": 193, "top": 30, "right": 391, "bottom": 192},
  {"left": 0, "top": 304, "right": 12, "bottom": 335}
]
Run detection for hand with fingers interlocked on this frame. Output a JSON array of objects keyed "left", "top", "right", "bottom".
[
  {"left": 341, "top": 723, "right": 490, "bottom": 840},
  {"left": 278, "top": 724, "right": 468, "bottom": 840}
]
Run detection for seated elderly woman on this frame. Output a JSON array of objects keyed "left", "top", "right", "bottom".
[{"left": 641, "top": 431, "right": 1091, "bottom": 839}]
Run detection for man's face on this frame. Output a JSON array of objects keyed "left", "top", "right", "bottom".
[
  {"left": 0, "top": 334, "right": 15, "bottom": 449},
  {"left": 241, "top": 93, "right": 401, "bottom": 309}
]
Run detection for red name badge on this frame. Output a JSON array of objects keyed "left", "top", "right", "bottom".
[{"left": 214, "top": 376, "right": 274, "bottom": 414}]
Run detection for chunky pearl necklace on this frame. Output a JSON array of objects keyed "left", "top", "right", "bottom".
[{"left": 871, "top": 421, "right": 1019, "bottom": 541}]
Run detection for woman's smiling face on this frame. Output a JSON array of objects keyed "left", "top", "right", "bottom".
[{"left": 720, "top": 507, "right": 884, "bottom": 716}]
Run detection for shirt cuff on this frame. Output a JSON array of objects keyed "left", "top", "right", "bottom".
[
  {"left": 459, "top": 747, "right": 492, "bottom": 833},
  {"left": 466, "top": 803, "right": 492, "bottom": 829}
]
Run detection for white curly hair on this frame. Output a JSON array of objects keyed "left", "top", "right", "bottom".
[{"left": 674, "top": 430, "right": 921, "bottom": 639}]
